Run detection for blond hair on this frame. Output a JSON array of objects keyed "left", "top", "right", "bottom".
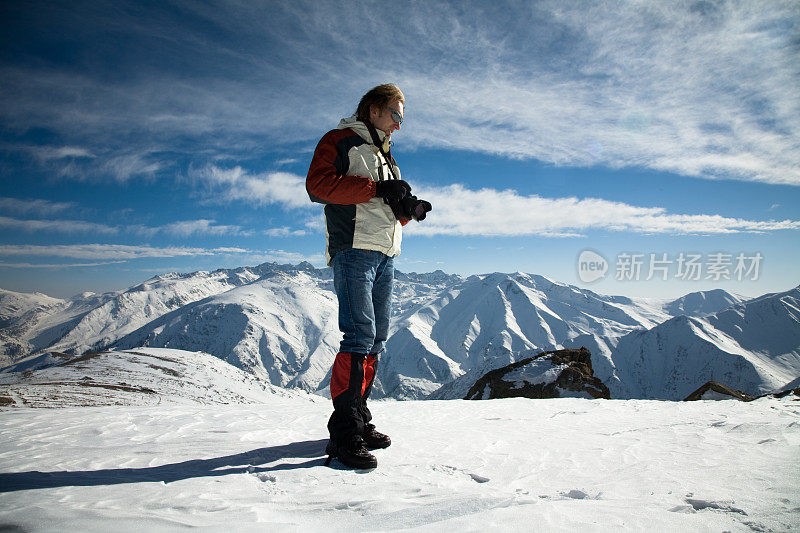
[{"left": 356, "top": 84, "right": 405, "bottom": 124}]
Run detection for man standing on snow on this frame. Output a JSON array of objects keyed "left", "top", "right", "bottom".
[{"left": 306, "top": 84, "right": 431, "bottom": 469}]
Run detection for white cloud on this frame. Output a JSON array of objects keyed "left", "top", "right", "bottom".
[
  {"left": 406, "top": 184, "right": 800, "bottom": 237},
  {"left": 158, "top": 219, "right": 253, "bottom": 237},
  {"left": 188, "top": 163, "right": 800, "bottom": 238},
  {"left": 4, "top": 142, "right": 161, "bottom": 183},
  {"left": 27, "top": 145, "right": 95, "bottom": 161},
  {"left": 1, "top": 1, "right": 797, "bottom": 186},
  {"left": 0, "top": 261, "right": 125, "bottom": 269},
  {"left": 240, "top": 250, "right": 325, "bottom": 266},
  {"left": 264, "top": 227, "right": 307, "bottom": 237},
  {"left": 0, "top": 244, "right": 250, "bottom": 260},
  {"left": 0, "top": 197, "right": 77, "bottom": 216},
  {"left": 191, "top": 166, "right": 311, "bottom": 209},
  {"left": 0, "top": 215, "right": 256, "bottom": 238},
  {"left": 0, "top": 213, "right": 256, "bottom": 237},
  {"left": 100, "top": 152, "right": 163, "bottom": 183},
  {"left": 0, "top": 216, "right": 118, "bottom": 234},
  {"left": 304, "top": 215, "right": 326, "bottom": 232},
  {"left": 395, "top": 2, "right": 800, "bottom": 185}
]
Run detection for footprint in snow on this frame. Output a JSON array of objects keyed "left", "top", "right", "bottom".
[
  {"left": 433, "top": 464, "right": 489, "bottom": 483},
  {"left": 560, "top": 489, "right": 601, "bottom": 500},
  {"left": 246, "top": 468, "right": 276, "bottom": 483},
  {"left": 669, "top": 498, "right": 747, "bottom": 516}
]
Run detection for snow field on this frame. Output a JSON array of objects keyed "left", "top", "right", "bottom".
[{"left": 0, "top": 396, "right": 798, "bottom": 532}]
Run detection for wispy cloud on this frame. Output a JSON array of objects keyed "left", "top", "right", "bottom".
[
  {"left": 0, "top": 215, "right": 256, "bottom": 238},
  {"left": 406, "top": 184, "right": 800, "bottom": 237},
  {"left": 0, "top": 261, "right": 125, "bottom": 269},
  {"left": 162, "top": 219, "right": 252, "bottom": 237},
  {"left": 240, "top": 250, "right": 325, "bottom": 266},
  {"left": 0, "top": 216, "right": 118, "bottom": 234},
  {"left": 2, "top": 1, "right": 796, "bottom": 185},
  {"left": 100, "top": 152, "right": 164, "bottom": 183},
  {"left": 3, "top": 142, "right": 165, "bottom": 183},
  {"left": 264, "top": 227, "right": 307, "bottom": 237},
  {"left": 0, "top": 197, "right": 78, "bottom": 216},
  {"left": 26, "top": 145, "right": 95, "bottom": 162},
  {"left": 0, "top": 246, "right": 324, "bottom": 270},
  {"left": 0, "top": 244, "right": 250, "bottom": 260},
  {"left": 396, "top": 1, "right": 800, "bottom": 185},
  {"left": 135, "top": 219, "right": 253, "bottom": 238}
]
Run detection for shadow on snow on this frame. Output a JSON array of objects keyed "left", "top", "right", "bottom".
[{"left": 0, "top": 438, "right": 331, "bottom": 492}]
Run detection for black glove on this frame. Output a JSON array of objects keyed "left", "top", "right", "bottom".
[
  {"left": 375, "top": 179, "right": 411, "bottom": 203},
  {"left": 400, "top": 195, "right": 433, "bottom": 221}
]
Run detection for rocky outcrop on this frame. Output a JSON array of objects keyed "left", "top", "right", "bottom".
[
  {"left": 683, "top": 381, "right": 755, "bottom": 402},
  {"left": 464, "top": 347, "right": 610, "bottom": 400},
  {"left": 772, "top": 387, "right": 800, "bottom": 399},
  {"left": 684, "top": 380, "right": 800, "bottom": 402}
]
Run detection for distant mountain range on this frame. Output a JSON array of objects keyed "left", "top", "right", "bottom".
[{"left": 1, "top": 262, "right": 797, "bottom": 401}]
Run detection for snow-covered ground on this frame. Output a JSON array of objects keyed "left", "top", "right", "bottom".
[{"left": 1, "top": 396, "right": 798, "bottom": 532}]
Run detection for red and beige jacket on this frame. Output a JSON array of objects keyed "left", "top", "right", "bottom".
[{"left": 306, "top": 115, "right": 408, "bottom": 265}]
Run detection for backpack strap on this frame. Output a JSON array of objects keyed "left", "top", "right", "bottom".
[{"left": 365, "top": 121, "right": 400, "bottom": 181}]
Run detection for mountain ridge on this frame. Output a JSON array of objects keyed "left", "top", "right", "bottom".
[{"left": 2, "top": 262, "right": 793, "bottom": 401}]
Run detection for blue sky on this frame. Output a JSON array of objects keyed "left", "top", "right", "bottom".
[{"left": 0, "top": 0, "right": 798, "bottom": 299}]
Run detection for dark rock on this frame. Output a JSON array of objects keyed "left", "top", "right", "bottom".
[
  {"left": 683, "top": 381, "right": 755, "bottom": 402},
  {"left": 771, "top": 387, "right": 800, "bottom": 399},
  {"left": 683, "top": 380, "right": 800, "bottom": 402},
  {"left": 464, "top": 347, "right": 610, "bottom": 400}
]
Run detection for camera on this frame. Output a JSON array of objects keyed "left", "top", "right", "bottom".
[
  {"left": 386, "top": 191, "right": 432, "bottom": 221},
  {"left": 401, "top": 195, "right": 432, "bottom": 221}
]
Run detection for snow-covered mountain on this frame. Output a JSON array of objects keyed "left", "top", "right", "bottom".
[
  {"left": 663, "top": 288, "right": 747, "bottom": 317},
  {"left": 381, "top": 272, "right": 672, "bottom": 398},
  {"left": 1, "top": 261, "right": 795, "bottom": 401},
  {"left": 0, "top": 262, "right": 320, "bottom": 365},
  {"left": 0, "top": 288, "right": 76, "bottom": 366},
  {"left": 110, "top": 271, "right": 341, "bottom": 392},
  {"left": 609, "top": 286, "right": 800, "bottom": 400},
  {"left": 0, "top": 347, "right": 315, "bottom": 407}
]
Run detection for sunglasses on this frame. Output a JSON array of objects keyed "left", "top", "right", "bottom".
[{"left": 386, "top": 107, "right": 403, "bottom": 124}]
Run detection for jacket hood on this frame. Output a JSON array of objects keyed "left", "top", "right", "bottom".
[{"left": 337, "top": 115, "right": 387, "bottom": 145}]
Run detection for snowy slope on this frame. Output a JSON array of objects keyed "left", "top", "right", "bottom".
[
  {"left": 0, "top": 396, "right": 798, "bottom": 532},
  {"left": 0, "top": 288, "right": 64, "bottom": 322},
  {"left": 381, "top": 272, "right": 671, "bottom": 398},
  {"left": 610, "top": 286, "right": 800, "bottom": 400},
  {"left": 0, "top": 288, "right": 70, "bottom": 366},
  {"left": 663, "top": 288, "right": 748, "bottom": 317},
  {"left": 0, "top": 263, "right": 321, "bottom": 365},
  {"left": 109, "top": 271, "right": 342, "bottom": 393},
  {"left": 0, "top": 347, "right": 316, "bottom": 407},
  {"left": 708, "top": 286, "right": 800, "bottom": 362}
]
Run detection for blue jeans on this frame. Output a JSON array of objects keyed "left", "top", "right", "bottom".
[{"left": 332, "top": 248, "right": 394, "bottom": 356}]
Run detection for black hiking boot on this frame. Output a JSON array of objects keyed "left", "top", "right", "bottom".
[
  {"left": 326, "top": 435, "right": 377, "bottom": 469},
  {"left": 363, "top": 423, "right": 391, "bottom": 450}
]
